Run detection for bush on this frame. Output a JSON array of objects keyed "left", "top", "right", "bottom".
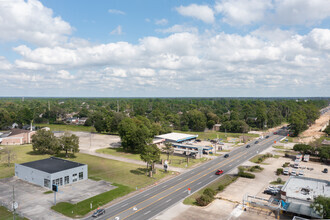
[
  {"left": 282, "top": 162, "right": 290, "bottom": 168},
  {"left": 277, "top": 178, "right": 282, "bottom": 184},
  {"left": 276, "top": 168, "right": 283, "bottom": 176},
  {"left": 203, "top": 188, "right": 216, "bottom": 197},
  {"left": 218, "top": 185, "right": 225, "bottom": 191},
  {"left": 196, "top": 194, "right": 213, "bottom": 206},
  {"left": 238, "top": 171, "right": 255, "bottom": 179}
]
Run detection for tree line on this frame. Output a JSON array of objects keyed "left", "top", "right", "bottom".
[{"left": 0, "top": 97, "right": 328, "bottom": 137}]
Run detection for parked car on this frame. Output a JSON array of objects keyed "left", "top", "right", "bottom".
[
  {"left": 195, "top": 139, "right": 201, "bottom": 142},
  {"left": 283, "top": 168, "right": 289, "bottom": 175},
  {"left": 291, "top": 170, "right": 297, "bottom": 176},
  {"left": 323, "top": 168, "right": 328, "bottom": 173},
  {"left": 215, "top": 169, "right": 224, "bottom": 175},
  {"left": 224, "top": 154, "right": 229, "bottom": 158},
  {"left": 298, "top": 170, "right": 304, "bottom": 176},
  {"left": 92, "top": 209, "right": 105, "bottom": 217},
  {"left": 246, "top": 144, "right": 250, "bottom": 148},
  {"left": 263, "top": 189, "right": 278, "bottom": 196}
]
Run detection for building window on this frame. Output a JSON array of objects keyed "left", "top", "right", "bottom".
[
  {"left": 59, "top": 177, "right": 63, "bottom": 186},
  {"left": 64, "top": 176, "right": 69, "bottom": 184},
  {"left": 79, "top": 172, "right": 83, "bottom": 180},
  {"left": 44, "top": 179, "right": 50, "bottom": 188},
  {"left": 73, "top": 173, "right": 78, "bottom": 182},
  {"left": 55, "top": 178, "right": 60, "bottom": 186},
  {"left": 52, "top": 180, "right": 55, "bottom": 185}
]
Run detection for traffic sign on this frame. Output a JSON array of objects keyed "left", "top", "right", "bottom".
[{"left": 12, "top": 202, "right": 18, "bottom": 210}]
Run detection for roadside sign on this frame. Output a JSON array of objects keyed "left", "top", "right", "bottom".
[
  {"left": 274, "top": 141, "right": 276, "bottom": 144},
  {"left": 12, "top": 202, "right": 18, "bottom": 210},
  {"left": 188, "top": 188, "right": 191, "bottom": 194}
]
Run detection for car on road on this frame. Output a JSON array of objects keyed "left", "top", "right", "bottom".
[
  {"left": 246, "top": 145, "right": 250, "bottom": 148},
  {"left": 265, "top": 135, "right": 269, "bottom": 139},
  {"left": 215, "top": 169, "right": 224, "bottom": 175},
  {"left": 273, "top": 132, "right": 278, "bottom": 135},
  {"left": 224, "top": 154, "right": 229, "bottom": 158},
  {"left": 254, "top": 140, "right": 259, "bottom": 144},
  {"left": 92, "top": 209, "right": 105, "bottom": 217}
]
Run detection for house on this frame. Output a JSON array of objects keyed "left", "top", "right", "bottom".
[
  {"left": 0, "top": 129, "right": 36, "bottom": 145},
  {"left": 78, "top": 117, "right": 88, "bottom": 125},
  {"left": 15, "top": 157, "right": 88, "bottom": 189}
]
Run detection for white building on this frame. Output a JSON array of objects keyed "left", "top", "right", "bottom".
[
  {"left": 15, "top": 157, "right": 88, "bottom": 189},
  {"left": 154, "top": 132, "right": 198, "bottom": 143}
]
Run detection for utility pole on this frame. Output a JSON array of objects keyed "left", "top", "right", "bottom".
[
  {"left": 48, "top": 101, "right": 50, "bottom": 111},
  {"left": 117, "top": 100, "right": 119, "bottom": 113},
  {"left": 13, "top": 185, "right": 15, "bottom": 220}
]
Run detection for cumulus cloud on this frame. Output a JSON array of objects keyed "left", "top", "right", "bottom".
[
  {"left": 108, "top": 9, "right": 125, "bottom": 15},
  {"left": 110, "top": 25, "right": 123, "bottom": 35},
  {"left": 155, "top": 19, "right": 168, "bottom": 25},
  {"left": 156, "top": 25, "right": 198, "bottom": 34},
  {"left": 0, "top": 0, "right": 72, "bottom": 46},
  {"left": 303, "top": 28, "right": 330, "bottom": 50},
  {"left": 215, "top": 0, "right": 330, "bottom": 26},
  {"left": 176, "top": 4, "right": 215, "bottom": 23},
  {"left": 215, "top": 0, "right": 272, "bottom": 25}
]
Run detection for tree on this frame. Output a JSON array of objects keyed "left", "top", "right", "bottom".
[
  {"left": 32, "top": 129, "right": 60, "bottom": 154},
  {"left": 324, "top": 121, "right": 330, "bottom": 136},
  {"left": 140, "top": 144, "right": 161, "bottom": 175},
  {"left": 289, "top": 111, "right": 308, "bottom": 136},
  {"left": 60, "top": 132, "right": 79, "bottom": 157},
  {"left": 311, "top": 196, "right": 330, "bottom": 219},
  {"left": 293, "top": 144, "right": 313, "bottom": 154},
  {"left": 163, "top": 142, "right": 174, "bottom": 161},
  {"left": 187, "top": 109, "right": 207, "bottom": 131},
  {"left": 318, "top": 146, "right": 330, "bottom": 160}
]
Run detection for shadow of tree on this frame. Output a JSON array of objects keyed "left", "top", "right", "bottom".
[{"left": 130, "top": 168, "right": 147, "bottom": 175}]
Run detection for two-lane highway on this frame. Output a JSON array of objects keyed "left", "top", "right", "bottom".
[{"left": 85, "top": 130, "right": 287, "bottom": 220}]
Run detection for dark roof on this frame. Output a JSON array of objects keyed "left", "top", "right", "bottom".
[
  {"left": 20, "top": 157, "right": 85, "bottom": 174},
  {"left": 9, "top": 129, "right": 32, "bottom": 136}
]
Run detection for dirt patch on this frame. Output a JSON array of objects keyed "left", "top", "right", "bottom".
[{"left": 299, "top": 106, "right": 330, "bottom": 144}]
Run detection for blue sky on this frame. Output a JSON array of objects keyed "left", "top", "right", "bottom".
[{"left": 0, "top": 0, "right": 329, "bottom": 97}]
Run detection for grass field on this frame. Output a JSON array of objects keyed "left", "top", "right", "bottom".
[
  {"left": 96, "top": 147, "right": 207, "bottom": 168},
  {"left": 249, "top": 154, "right": 273, "bottom": 164},
  {"left": 0, "top": 206, "right": 28, "bottom": 220},
  {"left": 36, "top": 124, "right": 93, "bottom": 132},
  {"left": 183, "top": 175, "right": 237, "bottom": 206},
  {"left": 51, "top": 183, "right": 132, "bottom": 218},
  {"left": 173, "top": 130, "right": 259, "bottom": 142}
]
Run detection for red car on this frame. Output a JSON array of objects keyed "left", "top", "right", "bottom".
[
  {"left": 215, "top": 169, "right": 224, "bottom": 175},
  {"left": 273, "top": 132, "right": 278, "bottom": 135}
]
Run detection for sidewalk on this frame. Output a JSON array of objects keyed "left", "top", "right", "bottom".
[{"left": 80, "top": 149, "right": 190, "bottom": 173}]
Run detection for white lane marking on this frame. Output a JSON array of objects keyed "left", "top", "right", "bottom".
[
  {"left": 121, "top": 203, "right": 128, "bottom": 207},
  {"left": 162, "top": 185, "right": 167, "bottom": 188},
  {"left": 165, "top": 199, "right": 172, "bottom": 203},
  {"left": 143, "top": 193, "right": 150, "bottom": 197},
  {"left": 197, "top": 181, "right": 202, "bottom": 185},
  {"left": 178, "top": 177, "right": 182, "bottom": 180},
  {"left": 210, "top": 175, "right": 214, "bottom": 178},
  {"left": 229, "top": 164, "right": 233, "bottom": 167},
  {"left": 183, "top": 190, "right": 188, "bottom": 193},
  {"left": 144, "top": 210, "right": 151, "bottom": 215}
]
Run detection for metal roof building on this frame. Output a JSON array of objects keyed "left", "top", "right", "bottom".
[
  {"left": 155, "top": 132, "right": 198, "bottom": 143},
  {"left": 15, "top": 157, "right": 88, "bottom": 189}
]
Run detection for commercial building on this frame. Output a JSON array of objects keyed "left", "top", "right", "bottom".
[
  {"left": 15, "top": 157, "right": 88, "bottom": 189},
  {"left": 154, "top": 132, "right": 198, "bottom": 143},
  {"left": 0, "top": 129, "right": 36, "bottom": 145},
  {"left": 281, "top": 176, "right": 329, "bottom": 218}
]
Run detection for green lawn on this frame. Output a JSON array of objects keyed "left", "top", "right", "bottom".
[
  {"left": 183, "top": 175, "right": 237, "bottom": 206},
  {"left": 174, "top": 130, "right": 259, "bottom": 143},
  {"left": 270, "top": 180, "right": 286, "bottom": 185},
  {"left": 96, "top": 147, "right": 207, "bottom": 168},
  {"left": 36, "top": 124, "right": 93, "bottom": 132},
  {"left": 273, "top": 145, "right": 285, "bottom": 149},
  {"left": 249, "top": 154, "right": 273, "bottom": 164},
  {"left": 280, "top": 136, "right": 295, "bottom": 143},
  {"left": 0, "top": 206, "right": 28, "bottom": 220},
  {"left": 51, "top": 183, "right": 132, "bottom": 218}
]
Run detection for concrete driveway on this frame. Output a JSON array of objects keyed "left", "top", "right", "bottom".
[{"left": 0, "top": 177, "right": 116, "bottom": 220}]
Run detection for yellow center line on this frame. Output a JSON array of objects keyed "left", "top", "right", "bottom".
[{"left": 110, "top": 135, "right": 279, "bottom": 220}]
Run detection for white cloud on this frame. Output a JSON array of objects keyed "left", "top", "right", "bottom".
[
  {"left": 108, "top": 9, "right": 125, "bottom": 15},
  {"left": 110, "top": 25, "right": 123, "bottom": 35},
  {"left": 303, "top": 28, "right": 330, "bottom": 50},
  {"left": 176, "top": 4, "right": 215, "bottom": 23},
  {"left": 0, "top": 56, "right": 12, "bottom": 70},
  {"left": 155, "top": 19, "right": 168, "bottom": 26},
  {"left": 215, "top": 0, "right": 272, "bottom": 25},
  {"left": 156, "top": 24, "right": 198, "bottom": 34},
  {"left": 273, "top": 0, "right": 330, "bottom": 26},
  {"left": 57, "top": 70, "right": 74, "bottom": 79},
  {"left": 0, "top": 0, "right": 72, "bottom": 46}
]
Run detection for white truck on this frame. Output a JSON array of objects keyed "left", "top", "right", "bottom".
[{"left": 303, "top": 154, "right": 310, "bottom": 162}]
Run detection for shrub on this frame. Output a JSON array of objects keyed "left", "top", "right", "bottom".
[
  {"left": 277, "top": 178, "right": 282, "bottom": 184},
  {"left": 196, "top": 194, "right": 213, "bottom": 206},
  {"left": 282, "top": 162, "right": 290, "bottom": 168},
  {"left": 238, "top": 171, "right": 255, "bottom": 179},
  {"left": 203, "top": 188, "right": 216, "bottom": 198},
  {"left": 218, "top": 185, "right": 225, "bottom": 191},
  {"left": 276, "top": 168, "right": 283, "bottom": 176}
]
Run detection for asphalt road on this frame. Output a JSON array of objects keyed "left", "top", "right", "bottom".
[{"left": 85, "top": 129, "right": 288, "bottom": 220}]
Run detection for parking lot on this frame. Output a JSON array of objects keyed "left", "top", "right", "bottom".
[{"left": 0, "top": 177, "right": 116, "bottom": 220}]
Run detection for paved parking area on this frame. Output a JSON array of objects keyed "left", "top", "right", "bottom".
[{"left": 0, "top": 177, "right": 116, "bottom": 220}]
